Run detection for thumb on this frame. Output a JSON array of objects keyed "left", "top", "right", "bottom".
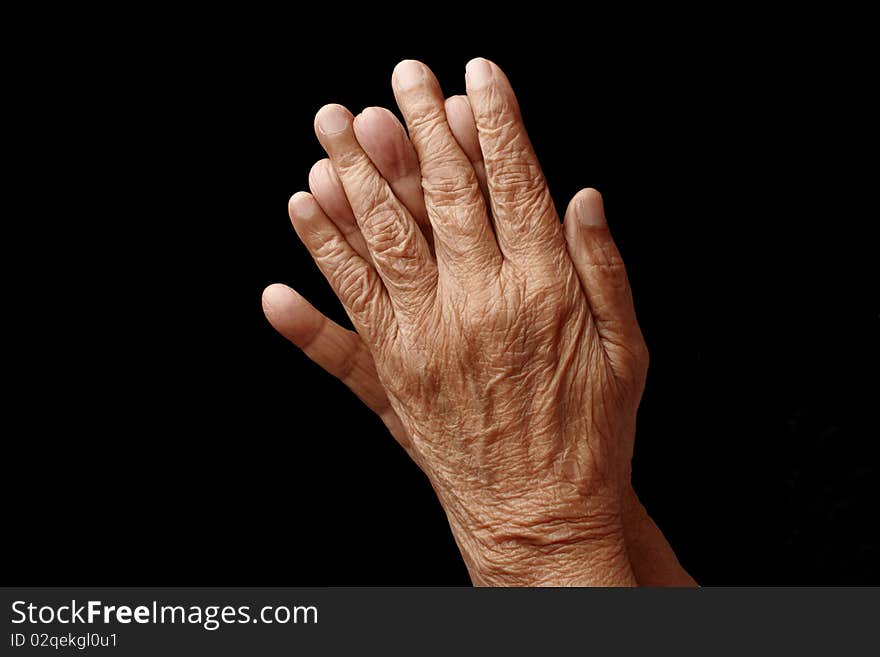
[{"left": 563, "top": 189, "right": 646, "bottom": 369}]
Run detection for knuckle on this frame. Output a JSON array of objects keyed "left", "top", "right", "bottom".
[
  {"left": 486, "top": 161, "right": 555, "bottom": 225},
  {"left": 422, "top": 161, "right": 482, "bottom": 208},
  {"left": 407, "top": 103, "right": 446, "bottom": 135},
  {"left": 356, "top": 182, "right": 389, "bottom": 217},
  {"left": 591, "top": 237, "right": 628, "bottom": 272},
  {"left": 311, "top": 232, "right": 349, "bottom": 263},
  {"left": 491, "top": 157, "right": 540, "bottom": 194},
  {"left": 491, "top": 159, "right": 548, "bottom": 205},
  {"left": 364, "top": 204, "right": 426, "bottom": 281},
  {"left": 335, "top": 261, "right": 376, "bottom": 314},
  {"left": 364, "top": 202, "right": 409, "bottom": 252}
]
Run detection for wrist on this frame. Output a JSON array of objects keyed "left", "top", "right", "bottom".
[{"left": 448, "top": 504, "right": 637, "bottom": 587}]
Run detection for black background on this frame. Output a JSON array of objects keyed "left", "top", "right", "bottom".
[{"left": 6, "top": 13, "right": 877, "bottom": 585}]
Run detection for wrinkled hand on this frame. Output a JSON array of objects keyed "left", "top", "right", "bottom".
[{"left": 264, "top": 59, "right": 692, "bottom": 586}]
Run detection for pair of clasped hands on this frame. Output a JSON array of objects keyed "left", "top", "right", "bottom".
[{"left": 263, "top": 58, "right": 694, "bottom": 586}]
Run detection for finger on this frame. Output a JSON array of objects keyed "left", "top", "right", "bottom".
[
  {"left": 563, "top": 189, "right": 644, "bottom": 363},
  {"left": 261, "top": 283, "right": 410, "bottom": 448},
  {"left": 465, "top": 58, "right": 563, "bottom": 263},
  {"left": 444, "top": 95, "right": 489, "bottom": 205},
  {"left": 314, "top": 104, "right": 436, "bottom": 322},
  {"left": 352, "top": 106, "right": 431, "bottom": 243},
  {"left": 262, "top": 284, "right": 389, "bottom": 417},
  {"left": 288, "top": 190, "right": 394, "bottom": 347},
  {"left": 391, "top": 60, "right": 501, "bottom": 278},
  {"left": 308, "top": 158, "right": 371, "bottom": 261}
]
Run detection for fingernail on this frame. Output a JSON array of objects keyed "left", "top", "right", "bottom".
[
  {"left": 290, "top": 192, "right": 317, "bottom": 219},
  {"left": 316, "top": 105, "right": 350, "bottom": 135},
  {"left": 355, "top": 106, "right": 382, "bottom": 125},
  {"left": 393, "top": 60, "right": 424, "bottom": 91},
  {"left": 466, "top": 58, "right": 493, "bottom": 90},
  {"left": 262, "top": 284, "right": 294, "bottom": 313},
  {"left": 578, "top": 191, "right": 607, "bottom": 227}
]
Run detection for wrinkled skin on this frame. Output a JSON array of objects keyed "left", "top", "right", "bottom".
[{"left": 263, "top": 59, "right": 694, "bottom": 586}]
